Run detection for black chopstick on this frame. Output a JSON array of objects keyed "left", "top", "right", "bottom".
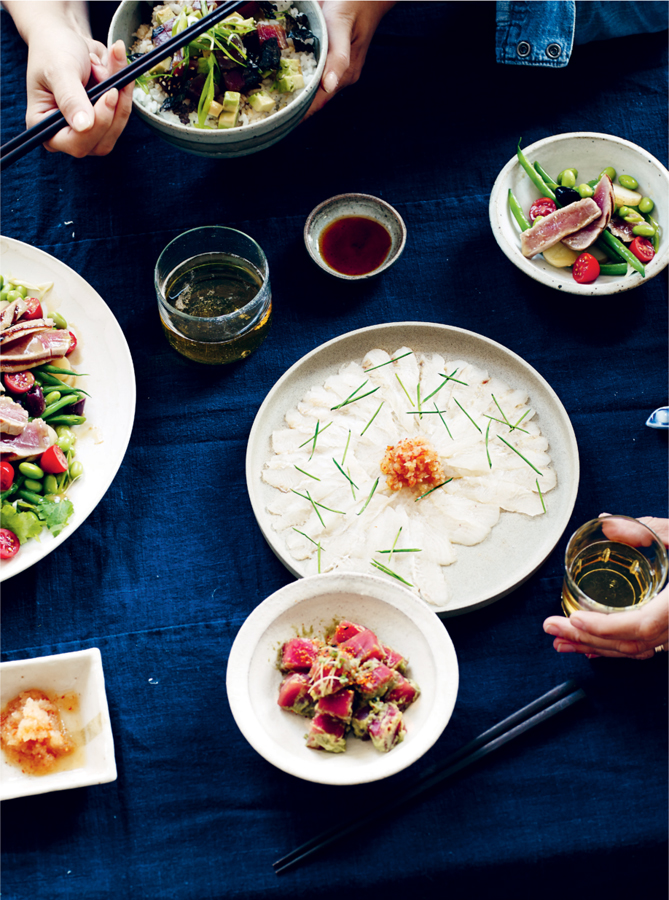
[
  {"left": 272, "top": 680, "right": 585, "bottom": 875},
  {"left": 0, "top": 0, "right": 245, "bottom": 171}
]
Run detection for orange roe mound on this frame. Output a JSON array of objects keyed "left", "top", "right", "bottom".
[
  {"left": 0, "top": 689, "right": 75, "bottom": 775},
  {"left": 380, "top": 437, "right": 445, "bottom": 493}
]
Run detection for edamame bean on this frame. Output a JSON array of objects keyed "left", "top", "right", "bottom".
[
  {"left": 623, "top": 211, "right": 644, "bottom": 224},
  {"left": 50, "top": 310, "right": 68, "bottom": 329},
  {"left": 24, "top": 479, "right": 43, "bottom": 493},
  {"left": 0, "top": 275, "right": 4, "bottom": 290},
  {"left": 599, "top": 167, "right": 617, "bottom": 180},
  {"left": 44, "top": 391, "right": 62, "bottom": 405},
  {"left": 532, "top": 215, "right": 545, "bottom": 226},
  {"left": 6, "top": 290, "right": 22, "bottom": 303},
  {"left": 558, "top": 169, "right": 577, "bottom": 188},
  {"left": 0, "top": 290, "right": 9, "bottom": 304},
  {"left": 639, "top": 197, "right": 654, "bottom": 214},
  {"left": 618, "top": 174, "right": 639, "bottom": 191},
  {"left": 44, "top": 475, "right": 59, "bottom": 494},
  {"left": 577, "top": 183, "right": 594, "bottom": 198},
  {"left": 15, "top": 285, "right": 28, "bottom": 298},
  {"left": 632, "top": 222, "right": 656, "bottom": 237},
  {"left": 69, "top": 461, "right": 84, "bottom": 480},
  {"left": 57, "top": 434, "right": 75, "bottom": 451},
  {"left": 18, "top": 461, "right": 44, "bottom": 479}
]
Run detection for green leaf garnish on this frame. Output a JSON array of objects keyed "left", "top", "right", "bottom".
[
  {"left": 298, "top": 420, "right": 331, "bottom": 459},
  {"left": 395, "top": 374, "right": 414, "bottom": 406},
  {"left": 360, "top": 401, "right": 384, "bottom": 436},
  {"left": 414, "top": 479, "right": 453, "bottom": 501},
  {"left": 357, "top": 477, "right": 379, "bottom": 516},
  {"left": 333, "top": 458, "right": 358, "bottom": 490},
  {"left": 497, "top": 435, "right": 543, "bottom": 476},
  {"left": 536, "top": 478, "right": 546, "bottom": 512},
  {"left": 370, "top": 560, "right": 414, "bottom": 587},
  {"left": 348, "top": 468, "right": 356, "bottom": 500},
  {"left": 294, "top": 465, "right": 320, "bottom": 481},
  {"left": 365, "top": 351, "right": 413, "bottom": 371},
  {"left": 453, "top": 398, "right": 482, "bottom": 433},
  {"left": 1, "top": 502, "right": 43, "bottom": 543}
]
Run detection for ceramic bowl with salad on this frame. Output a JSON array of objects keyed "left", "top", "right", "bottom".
[
  {"left": 108, "top": 0, "right": 327, "bottom": 158},
  {"left": 490, "top": 132, "right": 669, "bottom": 295}
]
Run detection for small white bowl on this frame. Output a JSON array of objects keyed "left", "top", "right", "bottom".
[
  {"left": 109, "top": 1, "right": 327, "bottom": 158},
  {"left": 490, "top": 132, "right": 669, "bottom": 295},
  {"left": 226, "top": 572, "right": 458, "bottom": 785},
  {"left": 0, "top": 648, "right": 117, "bottom": 800},
  {"left": 304, "top": 193, "right": 407, "bottom": 280}
]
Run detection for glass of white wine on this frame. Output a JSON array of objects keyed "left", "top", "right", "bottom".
[
  {"left": 155, "top": 226, "right": 271, "bottom": 364},
  {"left": 562, "top": 515, "right": 668, "bottom": 616}
]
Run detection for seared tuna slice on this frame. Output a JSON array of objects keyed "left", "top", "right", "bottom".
[
  {"left": 350, "top": 705, "right": 375, "bottom": 740},
  {"left": 385, "top": 673, "right": 420, "bottom": 711},
  {"left": 316, "top": 689, "right": 355, "bottom": 723},
  {"left": 223, "top": 67, "right": 246, "bottom": 94},
  {"left": 339, "top": 628, "right": 385, "bottom": 664},
  {"left": 305, "top": 713, "right": 347, "bottom": 753},
  {"left": 1, "top": 326, "right": 71, "bottom": 372},
  {"left": 520, "top": 198, "right": 600, "bottom": 258},
  {"left": 0, "top": 419, "right": 52, "bottom": 460},
  {"left": 308, "top": 650, "right": 350, "bottom": 699},
  {"left": 368, "top": 703, "right": 406, "bottom": 753},
  {"left": 333, "top": 620, "right": 365, "bottom": 643},
  {"left": 354, "top": 662, "right": 397, "bottom": 701},
  {"left": 277, "top": 673, "right": 314, "bottom": 716},
  {"left": 607, "top": 217, "right": 635, "bottom": 243},
  {"left": 0, "top": 395, "right": 29, "bottom": 435},
  {"left": 381, "top": 643, "right": 406, "bottom": 672},
  {"left": 256, "top": 21, "right": 288, "bottom": 49},
  {"left": 562, "top": 176, "right": 615, "bottom": 251},
  {"left": 281, "top": 638, "right": 319, "bottom": 672},
  {"left": 0, "top": 298, "right": 28, "bottom": 330}
]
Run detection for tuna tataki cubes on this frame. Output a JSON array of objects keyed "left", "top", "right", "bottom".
[{"left": 276, "top": 621, "right": 420, "bottom": 754}]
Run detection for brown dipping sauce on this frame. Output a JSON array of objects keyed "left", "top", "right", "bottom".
[{"left": 319, "top": 216, "right": 392, "bottom": 276}]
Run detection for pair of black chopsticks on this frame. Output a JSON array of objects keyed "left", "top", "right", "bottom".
[
  {"left": 0, "top": 0, "right": 247, "bottom": 171},
  {"left": 273, "top": 680, "right": 585, "bottom": 875}
]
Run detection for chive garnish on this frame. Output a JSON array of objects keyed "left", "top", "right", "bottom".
[
  {"left": 357, "top": 477, "right": 379, "bottom": 516},
  {"left": 333, "top": 458, "right": 359, "bottom": 490},
  {"left": 416, "top": 383, "right": 422, "bottom": 419},
  {"left": 348, "top": 468, "right": 356, "bottom": 500},
  {"left": 492, "top": 394, "right": 512, "bottom": 427},
  {"left": 336, "top": 380, "right": 368, "bottom": 407},
  {"left": 360, "top": 401, "right": 384, "bottom": 436},
  {"left": 341, "top": 430, "right": 351, "bottom": 466},
  {"left": 406, "top": 410, "right": 448, "bottom": 415},
  {"left": 453, "top": 398, "right": 482, "bottom": 433},
  {"left": 485, "top": 419, "right": 492, "bottom": 469},
  {"left": 536, "top": 478, "right": 546, "bottom": 512},
  {"left": 414, "top": 478, "right": 453, "bottom": 501},
  {"left": 365, "top": 351, "right": 413, "bottom": 371},
  {"left": 422, "top": 379, "right": 448, "bottom": 404},
  {"left": 292, "top": 489, "right": 345, "bottom": 518},
  {"left": 482, "top": 414, "right": 529, "bottom": 435},
  {"left": 389, "top": 526, "right": 402, "bottom": 563},
  {"left": 377, "top": 548, "right": 422, "bottom": 554},
  {"left": 292, "top": 527, "right": 324, "bottom": 550},
  {"left": 434, "top": 402, "right": 453, "bottom": 439},
  {"left": 294, "top": 465, "right": 320, "bottom": 481},
  {"left": 331, "top": 386, "right": 381, "bottom": 410},
  {"left": 298, "top": 420, "right": 332, "bottom": 457},
  {"left": 395, "top": 374, "right": 415, "bottom": 406},
  {"left": 317, "top": 542, "right": 322, "bottom": 573},
  {"left": 304, "top": 489, "right": 324, "bottom": 526},
  {"left": 497, "top": 435, "right": 543, "bottom": 476},
  {"left": 438, "top": 369, "right": 469, "bottom": 386},
  {"left": 514, "top": 409, "right": 531, "bottom": 429},
  {"left": 370, "top": 560, "right": 414, "bottom": 587}
]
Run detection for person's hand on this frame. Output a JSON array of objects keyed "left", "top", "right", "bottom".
[
  {"left": 305, "top": 1, "right": 396, "bottom": 118},
  {"left": 544, "top": 516, "right": 669, "bottom": 660}
]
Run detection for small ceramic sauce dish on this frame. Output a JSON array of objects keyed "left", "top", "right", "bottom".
[{"left": 304, "top": 194, "right": 407, "bottom": 280}]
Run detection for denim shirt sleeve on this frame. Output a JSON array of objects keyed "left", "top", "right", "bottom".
[{"left": 496, "top": 1, "right": 576, "bottom": 68}]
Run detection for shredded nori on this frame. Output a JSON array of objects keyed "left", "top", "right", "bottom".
[
  {"left": 257, "top": 36, "right": 281, "bottom": 70},
  {"left": 284, "top": 12, "right": 318, "bottom": 54}
]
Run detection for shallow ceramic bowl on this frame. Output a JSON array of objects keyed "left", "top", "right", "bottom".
[
  {"left": 226, "top": 572, "right": 458, "bottom": 784},
  {"left": 109, "top": 1, "right": 327, "bottom": 158},
  {"left": 304, "top": 193, "right": 407, "bottom": 279},
  {"left": 0, "top": 648, "right": 117, "bottom": 800},
  {"left": 490, "top": 132, "right": 669, "bottom": 295}
]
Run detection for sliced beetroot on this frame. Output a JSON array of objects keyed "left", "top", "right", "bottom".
[
  {"left": 340, "top": 628, "right": 385, "bottom": 663},
  {"left": 368, "top": 703, "right": 406, "bottom": 753},
  {"left": 385, "top": 673, "right": 420, "bottom": 710},
  {"left": 305, "top": 713, "right": 347, "bottom": 752},
  {"left": 281, "top": 638, "right": 319, "bottom": 672},
  {"left": 333, "top": 620, "right": 365, "bottom": 644},
  {"left": 316, "top": 689, "right": 355, "bottom": 723},
  {"left": 355, "top": 662, "right": 397, "bottom": 701}
]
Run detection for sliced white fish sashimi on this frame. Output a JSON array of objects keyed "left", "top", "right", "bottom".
[{"left": 262, "top": 347, "right": 556, "bottom": 607}]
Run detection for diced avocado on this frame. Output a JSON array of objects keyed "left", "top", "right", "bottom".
[
  {"left": 154, "top": 6, "right": 174, "bottom": 25},
  {"left": 222, "top": 91, "right": 241, "bottom": 113},
  {"left": 248, "top": 90, "right": 275, "bottom": 113},
  {"left": 276, "top": 73, "right": 305, "bottom": 93},
  {"left": 148, "top": 57, "right": 171, "bottom": 75},
  {"left": 208, "top": 99, "right": 224, "bottom": 119},
  {"left": 197, "top": 56, "right": 210, "bottom": 75},
  {"left": 279, "top": 57, "right": 302, "bottom": 75}
]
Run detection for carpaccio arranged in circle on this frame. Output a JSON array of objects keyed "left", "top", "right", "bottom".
[{"left": 277, "top": 619, "right": 420, "bottom": 754}]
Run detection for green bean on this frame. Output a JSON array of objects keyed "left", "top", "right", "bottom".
[
  {"left": 17, "top": 489, "right": 43, "bottom": 505},
  {"left": 42, "top": 394, "right": 83, "bottom": 418},
  {"left": 508, "top": 189, "right": 531, "bottom": 231},
  {"left": 32, "top": 376, "right": 88, "bottom": 396},
  {"left": 69, "top": 461, "right": 84, "bottom": 480},
  {"left": 46, "top": 415, "right": 86, "bottom": 426},
  {"left": 644, "top": 213, "right": 661, "bottom": 252},
  {"left": 23, "top": 479, "right": 43, "bottom": 493},
  {"left": 598, "top": 230, "right": 645, "bottom": 277},
  {"left": 44, "top": 475, "right": 59, "bottom": 494},
  {"left": 516, "top": 141, "right": 556, "bottom": 201},
  {"left": 18, "top": 461, "right": 44, "bottom": 479},
  {"left": 49, "top": 310, "right": 68, "bottom": 329},
  {"left": 0, "top": 483, "right": 19, "bottom": 502},
  {"left": 44, "top": 391, "right": 62, "bottom": 405},
  {"left": 638, "top": 197, "right": 654, "bottom": 214},
  {"left": 36, "top": 364, "right": 87, "bottom": 376},
  {"left": 618, "top": 174, "right": 639, "bottom": 191},
  {"left": 599, "top": 263, "right": 628, "bottom": 276},
  {"left": 632, "top": 222, "right": 656, "bottom": 237},
  {"left": 594, "top": 236, "right": 624, "bottom": 263},
  {"left": 533, "top": 162, "right": 558, "bottom": 190}
]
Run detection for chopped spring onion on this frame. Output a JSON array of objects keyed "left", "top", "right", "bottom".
[{"left": 497, "top": 435, "right": 543, "bottom": 476}]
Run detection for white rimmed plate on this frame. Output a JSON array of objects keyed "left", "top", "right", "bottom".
[
  {"left": 226, "top": 572, "right": 459, "bottom": 785},
  {"left": 246, "top": 322, "right": 580, "bottom": 616},
  {"left": 0, "top": 237, "right": 135, "bottom": 581}
]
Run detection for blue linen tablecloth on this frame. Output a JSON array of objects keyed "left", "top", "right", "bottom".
[{"left": 1, "top": 3, "right": 667, "bottom": 898}]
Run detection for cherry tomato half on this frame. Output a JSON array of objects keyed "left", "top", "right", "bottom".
[
  {"left": 0, "top": 528, "right": 20, "bottom": 560},
  {"left": 3, "top": 371, "right": 35, "bottom": 394},
  {"left": 629, "top": 236, "right": 655, "bottom": 263},
  {"left": 0, "top": 461, "right": 14, "bottom": 492},
  {"left": 529, "top": 198, "right": 557, "bottom": 222},
  {"left": 22, "top": 297, "right": 43, "bottom": 320},
  {"left": 65, "top": 331, "right": 77, "bottom": 356},
  {"left": 572, "top": 252, "right": 600, "bottom": 284},
  {"left": 40, "top": 444, "right": 69, "bottom": 475}
]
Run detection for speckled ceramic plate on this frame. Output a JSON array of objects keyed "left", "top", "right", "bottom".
[
  {"left": 226, "top": 572, "right": 459, "bottom": 784},
  {"left": 246, "top": 322, "right": 579, "bottom": 616},
  {"left": 490, "top": 132, "right": 669, "bottom": 295},
  {"left": 0, "top": 238, "right": 135, "bottom": 581}
]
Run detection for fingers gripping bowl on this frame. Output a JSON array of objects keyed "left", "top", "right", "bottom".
[
  {"left": 490, "top": 133, "right": 669, "bottom": 295},
  {"left": 109, "top": 1, "right": 327, "bottom": 158}
]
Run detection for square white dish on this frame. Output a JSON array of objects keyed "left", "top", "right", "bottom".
[{"left": 0, "top": 648, "right": 116, "bottom": 800}]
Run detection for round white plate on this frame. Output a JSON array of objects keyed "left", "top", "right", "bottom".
[
  {"left": 246, "top": 322, "right": 580, "bottom": 616},
  {"left": 226, "top": 572, "right": 459, "bottom": 785},
  {"left": 0, "top": 237, "right": 135, "bottom": 580}
]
